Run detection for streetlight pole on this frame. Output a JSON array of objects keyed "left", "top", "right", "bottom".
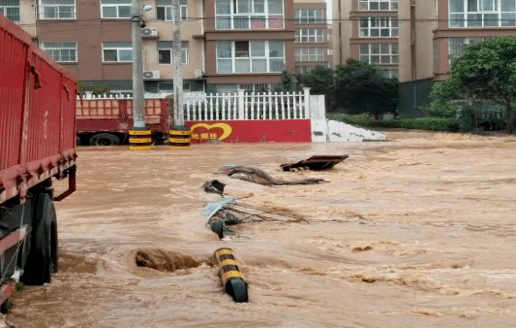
[{"left": 129, "top": 0, "right": 152, "bottom": 150}]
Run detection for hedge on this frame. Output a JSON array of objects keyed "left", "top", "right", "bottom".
[{"left": 328, "top": 114, "right": 461, "bottom": 132}]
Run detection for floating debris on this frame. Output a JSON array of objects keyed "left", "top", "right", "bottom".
[
  {"left": 216, "top": 166, "right": 326, "bottom": 186},
  {"left": 202, "top": 180, "right": 226, "bottom": 195},
  {"left": 280, "top": 155, "right": 349, "bottom": 172}
]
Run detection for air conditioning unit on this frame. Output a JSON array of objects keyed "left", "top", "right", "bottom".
[
  {"left": 143, "top": 71, "right": 161, "bottom": 80},
  {"left": 195, "top": 70, "right": 204, "bottom": 78},
  {"left": 141, "top": 28, "right": 159, "bottom": 38}
]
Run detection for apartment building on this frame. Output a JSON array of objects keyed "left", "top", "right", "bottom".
[
  {"left": 1, "top": 0, "right": 36, "bottom": 36},
  {"left": 293, "top": 0, "right": 331, "bottom": 74},
  {"left": 333, "top": 0, "right": 400, "bottom": 80},
  {"left": 334, "top": 0, "right": 516, "bottom": 83},
  {"left": 24, "top": 0, "right": 204, "bottom": 94},
  {"left": 203, "top": 0, "right": 295, "bottom": 93},
  {"left": 5, "top": 0, "right": 296, "bottom": 94},
  {"left": 433, "top": 0, "right": 516, "bottom": 81}
]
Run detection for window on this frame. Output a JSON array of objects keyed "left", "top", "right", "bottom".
[
  {"left": 38, "top": 0, "right": 75, "bottom": 19},
  {"left": 359, "top": 0, "right": 398, "bottom": 10},
  {"left": 40, "top": 42, "right": 77, "bottom": 62},
  {"left": 294, "top": 9, "right": 324, "bottom": 23},
  {"left": 327, "top": 48, "right": 333, "bottom": 55},
  {"left": 101, "top": 0, "right": 131, "bottom": 18},
  {"left": 215, "top": 0, "right": 284, "bottom": 30},
  {"left": 382, "top": 69, "right": 398, "bottom": 79},
  {"left": 449, "top": 0, "right": 516, "bottom": 27},
  {"left": 0, "top": 0, "right": 20, "bottom": 21},
  {"left": 239, "top": 83, "right": 282, "bottom": 93},
  {"left": 359, "top": 43, "right": 398, "bottom": 64},
  {"left": 102, "top": 42, "right": 132, "bottom": 62},
  {"left": 216, "top": 40, "right": 285, "bottom": 73},
  {"left": 359, "top": 17, "right": 398, "bottom": 37},
  {"left": 158, "top": 41, "right": 189, "bottom": 64},
  {"left": 295, "top": 48, "right": 324, "bottom": 61},
  {"left": 449, "top": 37, "right": 485, "bottom": 62},
  {"left": 327, "top": 32, "right": 333, "bottom": 40},
  {"left": 295, "top": 28, "right": 324, "bottom": 43},
  {"left": 295, "top": 65, "right": 315, "bottom": 74},
  {"left": 156, "top": 0, "right": 188, "bottom": 21}
]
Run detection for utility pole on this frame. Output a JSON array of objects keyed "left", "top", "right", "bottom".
[
  {"left": 172, "top": 0, "right": 184, "bottom": 127},
  {"left": 168, "top": 0, "right": 191, "bottom": 149},
  {"left": 129, "top": 0, "right": 152, "bottom": 150}
]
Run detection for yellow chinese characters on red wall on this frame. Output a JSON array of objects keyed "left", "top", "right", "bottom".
[{"left": 190, "top": 123, "right": 232, "bottom": 141}]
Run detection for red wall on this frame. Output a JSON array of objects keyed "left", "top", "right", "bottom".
[{"left": 185, "top": 120, "right": 312, "bottom": 143}]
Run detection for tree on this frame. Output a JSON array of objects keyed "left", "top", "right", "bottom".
[
  {"left": 283, "top": 60, "right": 399, "bottom": 117},
  {"left": 335, "top": 59, "right": 398, "bottom": 119},
  {"left": 294, "top": 66, "right": 336, "bottom": 112},
  {"left": 432, "top": 37, "right": 516, "bottom": 133}
]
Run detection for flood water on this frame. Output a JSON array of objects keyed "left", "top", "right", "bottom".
[{"left": 7, "top": 131, "right": 516, "bottom": 327}]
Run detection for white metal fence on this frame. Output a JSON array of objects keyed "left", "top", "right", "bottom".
[
  {"left": 183, "top": 88, "right": 311, "bottom": 121},
  {"left": 78, "top": 88, "right": 312, "bottom": 121}
]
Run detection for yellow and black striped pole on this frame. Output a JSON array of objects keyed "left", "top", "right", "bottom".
[
  {"left": 168, "top": 126, "right": 192, "bottom": 149},
  {"left": 214, "top": 248, "right": 248, "bottom": 303},
  {"left": 209, "top": 215, "right": 224, "bottom": 239},
  {"left": 129, "top": 129, "right": 152, "bottom": 150}
]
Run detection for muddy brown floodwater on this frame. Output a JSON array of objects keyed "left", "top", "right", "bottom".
[{"left": 6, "top": 131, "right": 516, "bottom": 327}]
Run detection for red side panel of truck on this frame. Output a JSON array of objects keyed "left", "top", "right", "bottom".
[
  {"left": 76, "top": 98, "right": 169, "bottom": 134},
  {"left": 0, "top": 13, "right": 77, "bottom": 204}
]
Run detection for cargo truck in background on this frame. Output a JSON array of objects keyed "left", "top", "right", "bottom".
[
  {"left": 76, "top": 97, "right": 169, "bottom": 145},
  {"left": 0, "top": 13, "right": 77, "bottom": 306}
]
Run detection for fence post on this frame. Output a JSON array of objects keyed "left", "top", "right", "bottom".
[
  {"left": 303, "top": 87, "right": 311, "bottom": 119},
  {"left": 237, "top": 89, "right": 245, "bottom": 120}
]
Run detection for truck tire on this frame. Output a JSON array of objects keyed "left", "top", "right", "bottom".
[
  {"left": 89, "top": 133, "right": 120, "bottom": 146},
  {"left": 21, "top": 192, "right": 58, "bottom": 286}
]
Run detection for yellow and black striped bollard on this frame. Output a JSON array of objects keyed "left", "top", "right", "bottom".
[
  {"left": 209, "top": 215, "right": 224, "bottom": 239},
  {"left": 168, "top": 126, "right": 192, "bottom": 149},
  {"left": 214, "top": 248, "right": 248, "bottom": 303},
  {"left": 129, "top": 129, "right": 152, "bottom": 150}
]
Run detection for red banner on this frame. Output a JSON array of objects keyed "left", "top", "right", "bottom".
[{"left": 185, "top": 120, "right": 312, "bottom": 143}]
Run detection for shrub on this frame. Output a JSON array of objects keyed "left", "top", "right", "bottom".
[
  {"left": 329, "top": 114, "right": 461, "bottom": 132},
  {"left": 422, "top": 101, "right": 461, "bottom": 118},
  {"left": 327, "top": 113, "right": 373, "bottom": 127}
]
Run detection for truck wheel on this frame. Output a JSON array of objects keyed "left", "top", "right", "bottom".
[
  {"left": 21, "top": 192, "right": 58, "bottom": 286},
  {"left": 89, "top": 133, "right": 120, "bottom": 146}
]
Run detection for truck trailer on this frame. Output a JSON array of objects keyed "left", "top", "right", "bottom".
[
  {"left": 0, "top": 13, "right": 77, "bottom": 305},
  {"left": 76, "top": 96, "right": 169, "bottom": 145}
]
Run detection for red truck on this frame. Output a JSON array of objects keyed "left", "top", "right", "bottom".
[
  {"left": 76, "top": 96, "right": 169, "bottom": 145},
  {"left": 0, "top": 13, "right": 77, "bottom": 305}
]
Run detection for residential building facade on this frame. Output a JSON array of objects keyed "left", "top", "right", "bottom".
[
  {"left": 203, "top": 0, "right": 295, "bottom": 93},
  {"left": 5, "top": 0, "right": 297, "bottom": 94},
  {"left": 333, "top": 0, "right": 400, "bottom": 80},
  {"left": 433, "top": 0, "right": 516, "bottom": 81},
  {"left": 28, "top": 0, "right": 204, "bottom": 94},
  {"left": 293, "top": 0, "right": 332, "bottom": 74},
  {"left": 333, "top": 0, "right": 516, "bottom": 83},
  {"left": 3, "top": 0, "right": 36, "bottom": 36}
]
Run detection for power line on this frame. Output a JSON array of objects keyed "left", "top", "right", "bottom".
[{"left": 13, "top": 15, "right": 516, "bottom": 29}]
